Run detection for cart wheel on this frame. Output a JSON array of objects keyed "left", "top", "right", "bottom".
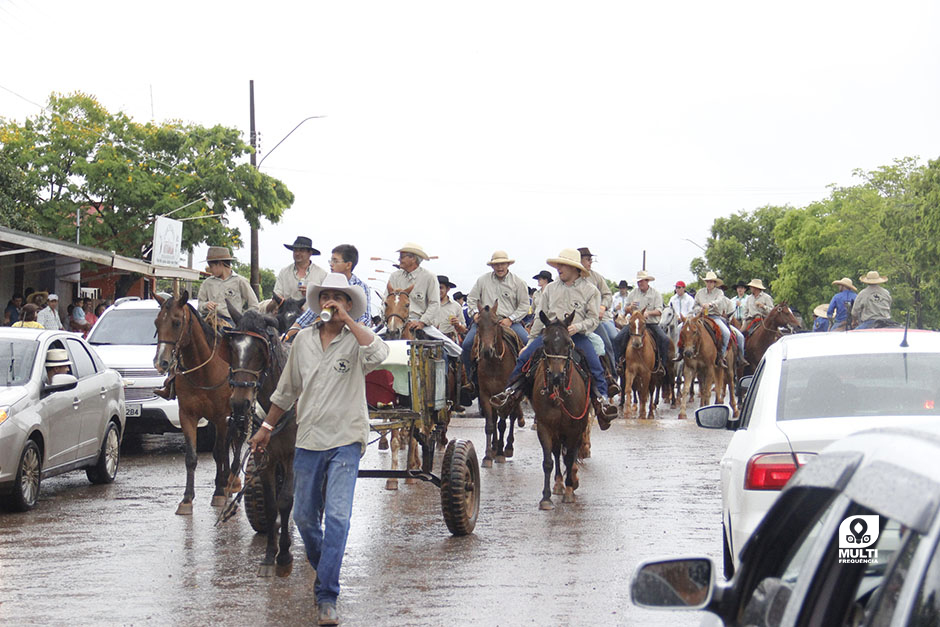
[
  {"left": 244, "top": 452, "right": 284, "bottom": 533},
  {"left": 440, "top": 439, "right": 480, "bottom": 536}
]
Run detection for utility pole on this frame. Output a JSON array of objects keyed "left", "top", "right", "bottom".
[{"left": 249, "top": 80, "right": 260, "bottom": 298}]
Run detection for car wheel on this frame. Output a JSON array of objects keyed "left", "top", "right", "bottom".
[
  {"left": 86, "top": 422, "right": 121, "bottom": 484},
  {"left": 3, "top": 440, "right": 41, "bottom": 512},
  {"left": 196, "top": 423, "right": 216, "bottom": 453},
  {"left": 723, "top": 522, "right": 735, "bottom": 579}
]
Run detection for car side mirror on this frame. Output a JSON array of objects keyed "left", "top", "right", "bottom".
[
  {"left": 43, "top": 374, "right": 78, "bottom": 395},
  {"left": 631, "top": 558, "right": 713, "bottom": 609},
  {"left": 737, "top": 375, "right": 753, "bottom": 400},
  {"left": 695, "top": 404, "right": 732, "bottom": 429}
]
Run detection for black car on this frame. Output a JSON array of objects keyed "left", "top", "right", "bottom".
[{"left": 631, "top": 424, "right": 940, "bottom": 626}]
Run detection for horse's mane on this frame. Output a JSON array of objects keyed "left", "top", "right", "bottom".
[
  {"left": 161, "top": 297, "right": 225, "bottom": 341},
  {"left": 233, "top": 309, "right": 287, "bottom": 367}
]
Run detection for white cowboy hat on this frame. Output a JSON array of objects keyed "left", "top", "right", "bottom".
[
  {"left": 859, "top": 270, "right": 888, "bottom": 284},
  {"left": 832, "top": 277, "right": 857, "bottom": 292},
  {"left": 44, "top": 348, "right": 70, "bottom": 368},
  {"left": 546, "top": 248, "right": 586, "bottom": 272},
  {"left": 396, "top": 242, "right": 429, "bottom": 261},
  {"left": 703, "top": 271, "right": 721, "bottom": 283},
  {"left": 813, "top": 304, "right": 829, "bottom": 318},
  {"left": 486, "top": 250, "right": 515, "bottom": 266},
  {"left": 306, "top": 273, "right": 368, "bottom": 321},
  {"left": 747, "top": 279, "right": 767, "bottom": 290},
  {"left": 636, "top": 270, "right": 656, "bottom": 282}
]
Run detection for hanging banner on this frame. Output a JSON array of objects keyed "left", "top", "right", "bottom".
[{"left": 152, "top": 216, "right": 183, "bottom": 267}]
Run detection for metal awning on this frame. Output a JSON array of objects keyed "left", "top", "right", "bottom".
[{"left": 0, "top": 226, "right": 202, "bottom": 280}]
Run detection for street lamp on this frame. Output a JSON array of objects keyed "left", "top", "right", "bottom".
[{"left": 683, "top": 238, "right": 707, "bottom": 253}]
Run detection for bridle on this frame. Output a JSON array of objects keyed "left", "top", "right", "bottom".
[
  {"left": 540, "top": 333, "right": 590, "bottom": 420},
  {"left": 760, "top": 306, "right": 795, "bottom": 338},
  {"left": 227, "top": 330, "right": 271, "bottom": 391},
  {"left": 478, "top": 316, "right": 507, "bottom": 361},
  {"left": 157, "top": 303, "right": 226, "bottom": 388},
  {"left": 384, "top": 289, "right": 411, "bottom": 327}
]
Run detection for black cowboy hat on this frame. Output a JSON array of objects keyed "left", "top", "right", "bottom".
[
  {"left": 437, "top": 275, "right": 457, "bottom": 289},
  {"left": 284, "top": 236, "right": 320, "bottom": 254},
  {"left": 577, "top": 247, "right": 595, "bottom": 259},
  {"left": 730, "top": 281, "right": 748, "bottom": 289},
  {"left": 453, "top": 291, "right": 466, "bottom": 301},
  {"left": 533, "top": 270, "right": 553, "bottom": 282},
  {"left": 618, "top": 279, "right": 631, "bottom": 289}
]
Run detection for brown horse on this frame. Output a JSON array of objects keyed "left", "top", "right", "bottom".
[
  {"left": 153, "top": 292, "right": 234, "bottom": 515},
  {"left": 677, "top": 315, "right": 737, "bottom": 420},
  {"left": 744, "top": 303, "right": 801, "bottom": 374},
  {"left": 530, "top": 311, "right": 591, "bottom": 510},
  {"left": 226, "top": 305, "right": 297, "bottom": 578},
  {"left": 475, "top": 301, "right": 520, "bottom": 467},
  {"left": 620, "top": 309, "right": 657, "bottom": 419},
  {"left": 382, "top": 283, "right": 415, "bottom": 340}
]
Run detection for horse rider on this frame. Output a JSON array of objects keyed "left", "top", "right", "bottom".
[
  {"left": 529, "top": 270, "right": 553, "bottom": 330},
  {"left": 435, "top": 275, "right": 466, "bottom": 341},
  {"left": 248, "top": 272, "right": 390, "bottom": 627},
  {"left": 853, "top": 271, "right": 892, "bottom": 329},
  {"left": 669, "top": 281, "right": 695, "bottom": 324},
  {"left": 578, "top": 247, "right": 619, "bottom": 375},
  {"left": 716, "top": 288, "right": 748, "bottom": 365},
  {"left": 386, "top": 242, "right": 441, "bottom": 335},
  {"left": 730, "top": 282, "right": 748, "bottom": 327},
  {"left": 461, "top": 251, "right": 530, "bottom": 394},
  {"left": 612, "top": 270, "right": 671, "bottom": 373},
  {"left": 813, "top": 304, "right": 831, "bottom": 332},
  {"left": 490, "top": 248, "right": 619, "bottom": 428},
  {"left": 743, "top": 279, "right": 774, "bottom": 328},
  {"left": 197, "top": 246, "right": 259, "bottom": 324},
  {"left": 274, "top": 236, "right": 327, "bottom": 302},
  {"left": 453, "top": 291, "right": 472, "bottom": 328},
  {"left": 284, "top": 245, "right": 372, "bottom": 341},
  {"left": 611, "top": 279, "right": 632, "bottom": 321},
  {"left": 827, "top": 277, "right": 857, "bottom": 331},
  {"left": 690, "top": 271, "right": 733, "bottom": 368}
]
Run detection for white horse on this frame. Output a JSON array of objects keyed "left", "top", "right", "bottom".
[{"left": 660, "top": 307, "right": 686, "bottom": 408}]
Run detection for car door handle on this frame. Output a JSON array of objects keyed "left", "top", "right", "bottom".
[
  {"left": 73, "top": 397, "right": 81, "bottom": 410},
  {"left": 100, "top": 386, "right": 107, "bottom": 399}
]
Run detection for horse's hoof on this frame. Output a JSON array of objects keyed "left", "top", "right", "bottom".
[
  {"left": 563, "top": 490, "right": 576, "bottom": 504},
  {"left": 552, "top": 483, "right": 564, "bottom": 495},
  {"left": 211, "top": 495, "right": 227, "bottom": 507},
  {"left": 378, "top": 436, "right": 389, "bottom": 451},
  {"left": 405, "top": 478, "right": 417, "bottom": 485},
  {"left": 516, "top": 417, "right": 525, "bottom": 428},
  {"left": 580, "top": 446, "right": 591, "bottom": 459},
  {"left": 678, "top": 413, "right": 687, "bottom": 420},
  {"left": 670, "top": 402, "right": 677, "bottom": 409},
  {"left": 539, "top": 500, "right": 554, "bottom": 511},
  {"left": 482, "top": 458, "right": 493, "bottom": 469},
  {"left": 258, "top": 563, "right": 276, "bottom": 578},
  {"left": 385, "top": 479, "right": 399, "bottom": 491},
  {"left": 275, "top": 560, "right": 293, "bottom": 578},
  {"left": 175, "top": 502, "right": 193, "bottom": 516},
  {"left": 529, "top": 423, "right": 537, "bottom": 431},
  {"left": 504, "top": 447, "right": 514, "bottom": 458},
  {"left": 495, "top": 455, "right": 506, "bottom": 464}
]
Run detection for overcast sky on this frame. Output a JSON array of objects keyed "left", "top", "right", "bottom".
[{"left": 2, "top": 1, "right": 939, "bottom": 298}]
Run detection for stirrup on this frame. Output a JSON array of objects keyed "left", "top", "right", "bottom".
[
  {"left": 607, "top": 381, "right": 621, "bottom": 397},
  {"left": 490, "top": 388, "right": 518, "bottom": 410}
]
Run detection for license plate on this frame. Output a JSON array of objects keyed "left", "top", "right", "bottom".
[{"left": 125, "top": 404, "right": 142, "bottom": 417}]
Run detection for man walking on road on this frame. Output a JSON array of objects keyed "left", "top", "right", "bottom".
[{"left": 249, "top": 273, "right": 389, "bottom": 626}]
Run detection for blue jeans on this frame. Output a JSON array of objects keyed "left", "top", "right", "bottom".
[
  {"left": 710, "top": 315, "right": 730, "bottom": 355},
  {"left": 594, "top": 320, "right": 617, "bottom": 358},
  {"left": 293, "top": 443, "right": 361, "bottom": 604},
  {"left": 461, "top": 321, "right": 528, "bottom": 374},
  {"left": 729, "top": 324, "right": 746, "bottom": 361},
  {"left": 856, "top": 319, "right": 883, "bottom": 330},
  {"left": 509, "top": 333, "right": 607, "bottom": 397}
]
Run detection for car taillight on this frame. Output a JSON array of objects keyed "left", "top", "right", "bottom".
[{"left": 745, "top": 453, "right": 814, "bottom": 490}]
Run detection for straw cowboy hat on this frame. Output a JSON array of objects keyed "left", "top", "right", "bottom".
[
  {"left": 284, "top": 236, "right": 320, "bottom": 255},
  {"left": 204, "top": 246, "right": 236, "bottom": 262},
  {"left": 486, "top": 250, "right": 515, "bottom": 266},
  {"left": 546, "top": 248, "right": 586, "bottom": 272},
  {"left": 306, "top": 273, "right": 367, "bottom": 321},
  {"left": 396, "top": 242, "right": 429, "bottom": 261},
  {"left": 832, "top": 277, "right": 857, "bottom": 292},
  {"left": 859, "top": 270, "right": 888, "bottom": 284},
  {"left": 747, "top": 279, "right": 767, "bottom": 290},
  {"left": 636, "top": 270, "right": 656, "bottom": 282},
  {"left": 44, "top": 348, "right": 70, "bottom": 368},
  {"left": 702, "top": 271, "right": 724, "bottom": 286},
  {"left": 813, "top": 304, "right": 829, "bottom": 318}
]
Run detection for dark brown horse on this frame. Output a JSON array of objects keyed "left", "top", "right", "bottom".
[
  {"left": 153, "top": 292, "right": 234, "bottom": 515},
  {"left": 744, "top": 303, "right": 801, "bottom": 374},
  {"left": 531, "top": 311, "right": 591, "bottom": 510},
  {"left": 677, "top": 315, "right": 737, "bottom": 419},
  {"left": 474, "top": 301, "right": 520, "bottom": 467},
  {"left": 620, "top": 309, "right": 657, "bottom": 419},
  {"left": 265, "top": 294, "right": 305, "bottom": 335},
  {"left": 226, "top": 305, "right": 297, "bottom": 578}
]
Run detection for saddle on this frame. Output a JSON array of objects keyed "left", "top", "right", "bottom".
[
  {"left": 522, "top": 345, "right": 590, "bottom": 394},
  {"left": 471, "top": 327, "right": 522, "bottom": 362},
  {"left": 744, "top": 317, "right": 762, "bottom": 338}
]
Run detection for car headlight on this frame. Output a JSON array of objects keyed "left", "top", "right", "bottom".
[{"left": 0, "top": 406, "right": 9, "bottom": 426}]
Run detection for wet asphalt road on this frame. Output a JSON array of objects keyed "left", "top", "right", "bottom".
[{"left": 0, "top": 402, "right": 732, "bottom": 626}]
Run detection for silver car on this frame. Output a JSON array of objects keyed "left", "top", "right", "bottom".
[{"left": 0, "top": 328, "right": 125, "bottom": 511}]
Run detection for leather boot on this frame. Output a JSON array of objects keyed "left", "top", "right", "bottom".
[
  {"left": 593, "top": 395, "right": 618, "bottom": 430},
  {"left": 154, "top": 376, "right": 175, "bottom": 400},
  {"left": 490, "top": 380, "right": 524, "bottom": 411},
  {"left": 600, "top": 354, "right": 621, "bottom": 397}
]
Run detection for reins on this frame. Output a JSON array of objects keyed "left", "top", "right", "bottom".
[
  {"left": 541, "top": 345, "right": 591, "bottom": 420},
  {"left": 160, "top": 303, "right": 229, "bottom": 390}
]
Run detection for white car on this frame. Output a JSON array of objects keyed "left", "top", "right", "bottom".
[
  {"left": 0, "top": 328, "right": 125, "bottom": 510},
  {"left": 87, "top": 298, "right": 214, "bottom": 451},
  {"left": 696, "top": 328, "right": 940, "bottom": 577}
]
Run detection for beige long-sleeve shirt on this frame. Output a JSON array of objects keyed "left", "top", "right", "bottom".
[
  {"left": 436, "top": 298, "right": 464, "bottom": 335},
  {"left": 270, "top": 325, "right": 389, "bottom": 455},
  {"left": 584, "top": 269, "right": 613, "bottom": 321},
  {"left": 387, "top": 266, "right": 440, "bottom": 326},
  {"left": 528, "top": 276, "right": 600, "bottom": 337},
  {"left": 625, "top": 286, "right": 664, "bottom": 324},
  {"left": 692, "top": 286, "right": 727, "bottom": 316},
  {"left": 853, "top": 285, "right": 892, "bottom": 322},
  {"left": 745, "top": 291, "right": 775, "bottom": 320},
  {"left": 274, "top": 262, "right": 327, "bottom": 301},
  {"left": 467, "top": 271, "right": 530, "bottom": 323},
  {"left": 197, "top": 272, "right": 259, "bottom": 319}
]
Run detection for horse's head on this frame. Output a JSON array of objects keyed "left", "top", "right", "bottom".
[
  {"left": 267, "top": 294, "right": 306, "bottom": 334},
  {"left": 225, "top": 304, "right": 279, "bottom": 430},
  {"left": 768, "top": 303, "right": 801, "bottom": 334},
  {"left": 540, "top": 310, "right": 575, "bottom": 390},
  {"left": 153, "top": 290, "right": 192, "bottom": 374},
  {"left": 628, "top": 308, "right": 648, "bottom": 350},
  {"left": 383, "top": 283, "right": 414, "bottom": 340},
  {"left": 477, "top": 301, "right": 501, "bottom": 360},
  {"left": 680, "top": 315, "right": 704, "bottom": 359}
]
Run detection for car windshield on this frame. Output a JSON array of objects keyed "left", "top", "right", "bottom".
[
  {"left": 0, "top": 339, "right": 39, "bottom": 386},
  {"left": 779, "top": 352, "right": 940, "bottom": 420},
  {"left": 88, "top": 309, "right": 158, "bottom": 346}
]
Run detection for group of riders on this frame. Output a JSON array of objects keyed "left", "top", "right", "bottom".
[{"left": 192, "top": 236, "right": 896, "bottom": 425}]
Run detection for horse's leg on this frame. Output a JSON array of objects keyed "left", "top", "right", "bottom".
[
  {"left": 700, "top": 369, "right": 712, "bottom": 408},
  {"left": 481, "top": 397, "right": 496, "bottom": 468},
  {"left": 495, "top": 413, "right": 507, "bottom": 464},
  {"left": 211, "top": 418, "right": 230, "bottom": 507},
  {"left": 562, "top": 440, "right": 578, "bottom": 503},
  {"left": 622, "top": 370, "right": 635, "bottom": 418},
  {"left": 275, "top": 460, "right": 295, "bottom": 577},
  {"left": 176, "top": 414, "right": 198, "bottom": 515},
  {"left": 405, "top": 432, "right": 420, "bottom": 485},
  {"left": 225, "top": 419, "right": 244, "bottom": 498},
  {"left": 504, "top": 406, "right": 517, "bottom": 459},
  {"left": 637, "top": 373, "right": 650, "bottom": 419},
  {"left": 551, "top": 441, "right": 564, "bottom": 496},
  {"left": 537, "top": 426, "right": 554, "bottom": 510},
  {"left": 257, "top": 466, "right": 279, "bottom": 577},
  {"left": 579, "top": 416, "right": 592, "bottom": 459},
  {"left": 386, "top": 427, "right": 400, "bottom": 490},
  {"left": 679, "top": 362, "right": 692, "bottom": 419}
]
